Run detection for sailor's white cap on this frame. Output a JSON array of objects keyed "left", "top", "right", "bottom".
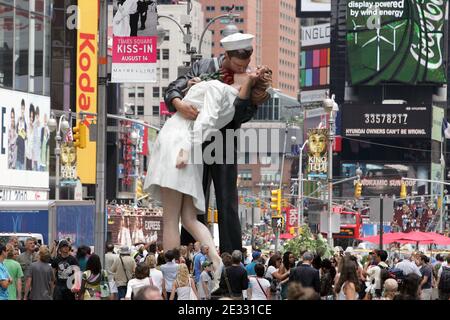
[{"left": 220, "top": 33, "right": 254, "bottom": 51}]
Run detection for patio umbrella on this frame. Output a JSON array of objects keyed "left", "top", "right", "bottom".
[
  {"left": 386, "top": 231, "right": 450, "bottom": 245},
  {"left": 358, "top": 232, "right": 401, "bottom": 244}
]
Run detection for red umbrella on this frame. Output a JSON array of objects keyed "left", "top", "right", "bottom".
[
  {"left": 358, "top": 233, "right": 400, "bottom": 244},
  {"left": 385, "top": 231, "right": 450, "bottom": 245}
]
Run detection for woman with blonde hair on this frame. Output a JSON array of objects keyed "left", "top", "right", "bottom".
[
  {"left": 169, "top": 263, "right": 198, "bottom": 300},
  {"left": 145, "top": 254, "right": 164, "bottom": 296}
]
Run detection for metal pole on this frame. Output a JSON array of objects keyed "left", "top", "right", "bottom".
[
  {"left": 440, "top": 139, "right": 445, "bottom": 233},
  {"left": 55, "top": 134, "right": 61, "bottom": 200},
  {"left": 327, "top": 113, "right": 334, "bottom": 247},
  {"left": 298, "top": 141, "right": 307, "bottom": 228},
  {"left": 379, "top": 195, "right": 383, "bottom": 250},
  {"left": 275, "top": 124, "right": 288, "bottom": 253},
  {"left": 95, "top": 0, "right": 107, "bottom": 265}
]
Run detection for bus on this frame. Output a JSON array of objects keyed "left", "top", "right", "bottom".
[{"left": 332, "top": 211, "right": 363, "bottom": 249}]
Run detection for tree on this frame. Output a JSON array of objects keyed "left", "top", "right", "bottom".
[{"left": 282, "top": 225, "right": 333, "bottom": 259}]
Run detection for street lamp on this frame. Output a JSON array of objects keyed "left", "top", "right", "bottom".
[
  {"left": 323, "top": 93, "right": 336, "bottom": 247},
  {"left": 292, "top": 136, "right": 309, "bottom": 229},
  {"left": 48, "top": 112, "right": 69, "bottom": 200}
]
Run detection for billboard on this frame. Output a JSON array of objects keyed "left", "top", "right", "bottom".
[
  {"left": 307, "top": 128, "right": 328, "bottom": 179},
  {"left": 76, "top": 0, "right": 98, "bottom": 184},
  {"left": 296, "top": 0, "right": 331, "bottom": 17},
  {"left": 108, "top": 214, "right": 163, "bottom": 247},
  {"left": 111, "top": 36, "right": 158, "bottom": 83},
  {"left": 347, "top": 0, "right": 447, "bottom": 85},
  {"left": 300, "top": 24, "right": 330, "bottom": 104},
  {"left": 0, "top": 88, "right": 50, "bottom": 194},
  {"left": 342, "top": 104, "right": 431, "bottom": 138}
]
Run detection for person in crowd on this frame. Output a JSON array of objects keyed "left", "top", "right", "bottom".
[
  {"left": 287, "top": 282, "right": 320, "bottom": 300},
  {"left": 246, "top": 250, "right": 262, "bottom": 276},
  {"left": 437, "top": 254, "right": 450, "bottom": 300},
  {"left": 193, "top": 245, "right": 208, "bottom": 288},
  {"left": 312, "top": 254, "right": 322, "bottom": 271},
  {"left": 433, "top": 254, "right": 445, "bottom": 286},
  {"left": 78, "top": 254, "right": 110, "bottom": 300},
  {"left": 0, "top": 244, "right": 12, "bottom": 300},
  {"left": 377, "top": 278, "right": 398, "bottom": 300},
  {"left": 418, "top": 254, "right": 433, "bottom": 300},
  {"left": 394, "top": 273, "right": 421, "bottom": 300},
  {"left": 3, "top": 244, "right": 23, "bottom": 300},
  {"left": 395, "top": 253, "right": 422, "bottom": 277},
  {"left": 197, "top": 261, "right": 214, "bottom": 300},
  {"left": 17, "top": 238, "right": 38, "bottom": 286},
  {"left": 104, "top": 243, "right": 118, "bottom": 300},
  {"left": 156, "top": 251, "right": 166, "bottom": 269},
  {"left": 320, "top": 258, "right": 336, "bottom": 300},
  {"left": 218, "top": 250, "right": 248, "bottom": 299},
  {"left": 161, "top": 249, "right": 179, "bottom": 300},
  {"left": 288, "top": 251, "right": 320, "bottom": 295},
  {"left": 110, "top": 245, "right": 136, "bottom": 300},
  {"left": 169, "top": 263, "right": 198, "bottom": 300},
  {"left": 241, "top": 247, "right": 251, "bottom": 266},
  {"left": 248, "top": 263, "right": 271, "bottom": 300},
  {"left": 335, "top": 256, "right": 360, "bottom": 300},
  {"left": 145, "top": 254, "right": 164, "bottom": 296},
  {"left": 125, "top": 263, "right": 153, "bottom": 300},
  {"left": 364, "top": 249, "right": 389, "bottom": 299},
  {"left": 179, "top": 246, "right": 192, "bottom": 273},
  {"left": 51, "top": 240, "right": 79, "bottom": 300},
  {"left": 133, "top": 284, "right": 164, "bottom": 300},
  {"left": 76, "top": 245, "right": 90, "bottom": 272},
  {"left": 24, "top": 245, "right": 54, "bottom": 300},
  {"left": 279, "top": 251, "right": 295, "bottom": 299}
]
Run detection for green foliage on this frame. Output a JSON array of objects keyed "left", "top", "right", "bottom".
[{"left": 282, "top": 225, "right": 333, "bottom": 259}]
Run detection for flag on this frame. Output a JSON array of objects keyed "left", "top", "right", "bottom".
[{"left": 442, "top": 119, "right": 450, "bottom": 139}]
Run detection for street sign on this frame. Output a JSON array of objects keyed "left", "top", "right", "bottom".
[
  {"left": 369, "top": 197, "right": 394, "bottom": 223},
  {"left": 320, "top": 211, "right": 340, "bottom": 234}
]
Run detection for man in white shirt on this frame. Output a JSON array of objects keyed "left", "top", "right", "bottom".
[
  {"left": 160, "top": 250, "right": 179, "bottom": 300},
  {"left": 395, "top": 253, "right": 422, "bottom": 277}
]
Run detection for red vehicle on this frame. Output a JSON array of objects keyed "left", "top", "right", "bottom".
[{"left": 324, "top": 209, "right": 362, "bottom": 248}]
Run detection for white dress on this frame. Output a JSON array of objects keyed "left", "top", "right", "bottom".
[{"left": 144, "top": 80, "right": 238, "bottom": 213}]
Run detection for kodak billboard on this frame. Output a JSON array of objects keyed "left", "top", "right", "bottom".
[{"left": 76, "top": 0, "right": 98, "bottom": 184}]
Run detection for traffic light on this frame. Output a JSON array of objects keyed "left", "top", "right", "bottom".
[
  {"left": 354, "top": 181, "right": 362, "bottom": 199},
  {"left": 400, "top": 182, "right": 407, "bottom": 199},
  {"left": 136, "top": 179, "right": 143, "bottom": 199},
  {"left": 270, "top": 189, "right": 282, "bottom": 217},
  {"left": 73, "top": 122, "right": 87, "bottom": 149}
]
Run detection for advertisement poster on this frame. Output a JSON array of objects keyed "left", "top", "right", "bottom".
[
  {"left": 0, "top": 88, "right": 50, "bottom": 194},
  {"left": 76, "top": 0, "right": 98, "bottom": 184},
  {"left": 108, "top": 214, "right": 163, "bottom": 247},
  {"left": 111, "top": 36, "right": 157, "bottom": 83},
  {"left": 307, "top": 128, "right": 328, "bottom": 179},
  {"left": 342, "top": 104, "right": 431, "bottom": 138},
  {"left": 347, "top": 0, "right": 447, "bottom": 85}
]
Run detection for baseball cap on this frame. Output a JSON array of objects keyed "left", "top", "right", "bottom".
[
  {"left": 202, "top": 261, "right": 212, "bottom": 268},
  {"left": 58, "top": 240, "right": 70, "bottom": 248},
  {"left": 252, "top": 251, "right": 262, "bottom": 260}
]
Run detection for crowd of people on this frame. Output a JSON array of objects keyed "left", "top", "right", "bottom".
[{"left": 1, "top": 235, "right": 450, "bottom": 301}]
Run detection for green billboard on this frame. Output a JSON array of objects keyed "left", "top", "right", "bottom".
[{"left": 347, "top": 0, "right": 447, "bottom": 85}]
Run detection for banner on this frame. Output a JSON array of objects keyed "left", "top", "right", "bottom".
[
  {"left": 347, "top": 0, "right": 447, "bottom": 85},
  {"left": 342, "top": 104, "right": 431, "bottom": 138},
  {"left": 0, "top": 88, "right": 50, "bottom": 194},
  {"left": 307, "top": 128, "right": 328, "bottom": 179},
  {"left": 76, "top": 0, "right": 98, "bottom": 184},
  {"left": 111, "top": 36, "right": 157, "bottom": 83},
  {"left": 108, "top": 214, "right": 163, "bottom": 247}
]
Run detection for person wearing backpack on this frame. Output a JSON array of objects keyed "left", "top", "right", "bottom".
[
  {"left": 437, "top": 255, "right": 450, "bottom": 300},
  {"left": 78, "top": 254, "right": 110, "bottom": 300}
]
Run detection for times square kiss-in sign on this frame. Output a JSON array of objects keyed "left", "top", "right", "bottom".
[{"left": 347, "top": 0, "right": 447, "bottom": 85}]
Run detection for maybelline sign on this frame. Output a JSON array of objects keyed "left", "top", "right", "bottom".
[{"left": 342, "top": 104, "right": 431, "bottom": 138}]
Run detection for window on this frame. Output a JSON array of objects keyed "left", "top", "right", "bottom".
[
  {"left": 162, "top": 68, "right": 169, "bottom": 79},
  {"left": 162, "top": 87, "right": 167, "bottom": 96},
  {"left": 162, "top": 49, "right": 169, "bottom": 60},
  {"left": 157, "top": 49, "right": 160, "bottom": 60},
  {"left": 152, "top": 105, "right": 159, "bottom": 116},
  {"left": 206, "top": 6, "right": 215, "bottom": 11},
  {"left": 137, "top": 105, "right": 144, "bottom": 115},
  {"left": 164, "top": 30, "right": 169, "bottom": 41},
  {"left": 138, "top": 92, "right": 144, "bottom": 98},
  {"left": 128, "top": 92, "right": 135, "bottom": 98},
  {"left": 153, "top": 87, "right": 159, "bottom": 98}
]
